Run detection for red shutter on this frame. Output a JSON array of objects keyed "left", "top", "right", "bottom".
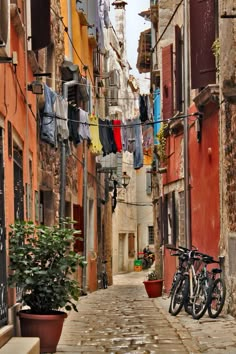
[
  {"left": 162, "top": 44, "right": 173, "bottom": 120},
  {"left": 190, "top": 0, "right": 216, "bottom": 89},
  {"left": 31, "top": 0, "right": 51, "bottom": 50},
  {"left": 73, "top": 205, "right": 84, "bottom": 253},
  {"left": 175, "top": 25, "right": 183, "bottom": 113}
]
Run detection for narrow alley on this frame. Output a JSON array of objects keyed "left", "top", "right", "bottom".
[{"left": 56, "top": 271, "right": 236, "bottom": 354}]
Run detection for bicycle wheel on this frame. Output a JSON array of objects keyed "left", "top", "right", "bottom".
[
  {"left": 168, "top": 273, "right": 181, "bottom": 313},
  {"left": 192, "top": 277, "right": 211, "bottom": 320},
  {"left": 102, "top": 272, "right": 108, "bottom": 289},
  {"left": 169, "top": 275, "right": 189, "bottom": 316},
  {"left": 208, "top": 278, "right": 226, "bottom": 318}
]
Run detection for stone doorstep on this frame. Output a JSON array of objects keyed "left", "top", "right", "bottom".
[
  {"left": 0, "top": 337, "right": 40, "bottom": 354},
  {"left": 0, "top": 325, "right": 14, "bottom": 349}
]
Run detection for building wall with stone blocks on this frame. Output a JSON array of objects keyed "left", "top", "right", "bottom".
[{"left": 218, "top": 1, "right": 236, "bottom": 315}]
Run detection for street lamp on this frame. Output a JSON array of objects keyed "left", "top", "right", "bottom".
[{"left": 122, "top": 172, "right": 130, "bottom": 189}]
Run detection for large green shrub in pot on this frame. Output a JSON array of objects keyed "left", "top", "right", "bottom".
[{"left": 8, "top": 219, "right": 85, "bottom": 314}]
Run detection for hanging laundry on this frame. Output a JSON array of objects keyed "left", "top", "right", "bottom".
[
  {"left": 139, "top": 94, "right": 151, "bottom": 122},
  {"left": 112, "top": 119, "right": 122, "bottom": 152},
  {"left": 89, "top": 114, "right": 103, "bottom": 154},
  {"left": 121, "top": 122, "right": 128, "bottom": 152},
  {"left": 54, "top": 95, "right": 69, "bottom": 141},
  {"left": 79, "top": 108, "right": 90, "bottom": 141},
  {"left": 68, "top": 104, "right": 80, "bottom": 145},
  {"left": 99, "top": 118, "right": 117, "bottom": 156},
  {"left": 40, "top": 84, "right": 57, "bottom": 146},
  {"left": 126, "top": 119, "right": 136, "bottom": 153},
  {"left": 133, "top": 117, "right": 144, "bottom": 170}
]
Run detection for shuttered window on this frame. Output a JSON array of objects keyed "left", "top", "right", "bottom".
[
  {"left": 175, "top": 25, "right": 183, "bottom": 113},
  {"left": 190, "top": 0, "right": 216, "bottom": 89},
  {"left": 73, "top": 204, "right": 84, "bottom": 253},
  {"left": 161, "top": 192, "right": 177, "bottom": 246},
  {"left": 162, "top": 44, "right": 173, "bottom": 119},
  {"left": 146, "top": 168, "right": 152, "bottom": 195},
  {"left": 128, "top": 233, "right": 135, "bottom": 257},
  {"left": 31, "top": 0, "right": 50, "bottom": 51}
]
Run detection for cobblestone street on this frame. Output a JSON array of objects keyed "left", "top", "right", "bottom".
[{"left": 56, "top": 271, "right": 236, "bottom": 354}]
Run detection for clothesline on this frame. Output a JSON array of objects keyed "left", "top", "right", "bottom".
[{"left": 41, "top": 111, "right": 200, "bottom": 127}]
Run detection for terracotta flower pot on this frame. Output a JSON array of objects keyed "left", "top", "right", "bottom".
[
  {"left": 143, "top": 279, "right": 163, "bottom": 298},
  {"left": 18, "top": 310, "right": 67, "bottom": 353}
]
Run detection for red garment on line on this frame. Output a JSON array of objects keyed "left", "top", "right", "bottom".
[{"left": 112, "top": 120, "right": 122, "bottom": 152}]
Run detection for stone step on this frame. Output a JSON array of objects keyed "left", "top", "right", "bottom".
[
  {"left": 0, "top": 337, "right": 40, "bottom": 354},
  {"left": 0, "top": 325, "right": 14, "bottom": 349}
]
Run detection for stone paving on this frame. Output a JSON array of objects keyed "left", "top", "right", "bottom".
[{"left": 55, "top": 270, "right": 236, "bottom": 354}]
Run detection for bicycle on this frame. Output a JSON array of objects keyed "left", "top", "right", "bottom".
[
  {"left": 207, "top": 256, "right": 226, "bottom": 318},
  {"left": 166, "top": 245, "right": 189, "bottom": 314},
  {"left": 101, "top": 259, "right": 108, "bottom": 289},
  {"left": 168, "top": 246, "right": 195, "bottom": 316}
]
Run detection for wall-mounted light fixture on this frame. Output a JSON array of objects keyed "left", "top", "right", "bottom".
[
  {"left": 27, "top": 80, "right": 44, "bottom": 95},
  {"left": 122, "top": 172, "right": 130, "bottom": 189}
]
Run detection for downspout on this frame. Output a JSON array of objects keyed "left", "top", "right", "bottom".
[
  {"left": 82, "top": 139, "right": 88, "bottom": 292},
  {"left": 183, "top": 0, "right": 191, "bottom": 248},
  {"left": 67, "top": 0, "right": 73, "bottom": 60}
]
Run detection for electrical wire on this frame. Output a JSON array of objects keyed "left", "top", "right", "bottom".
[
  {"left": 11, "top": 64, "right": 37, "bottom": 121},
  {"left": 41, "top": 110, "right": 201, "bottom": 128},
  {"left": 151, "top": 0, "right": 184, "bottom": 53},
  {"left": 50, "top": 6, "right": 94, "bottom": 85}
]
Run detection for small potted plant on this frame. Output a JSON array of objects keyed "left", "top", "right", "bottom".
[
  {"left": 143, "top": 270, "right": 163, "bottom": 298},
  {"left": 8, "top": 219, "right": 85, "bottom": 353}
]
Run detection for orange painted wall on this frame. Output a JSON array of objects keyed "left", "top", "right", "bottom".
[
  {"left": 61, "top": 0, "right": 98, "bottom": 291},
  {"left": 1, "top": 19, "right": 38, "bottom": 306}
]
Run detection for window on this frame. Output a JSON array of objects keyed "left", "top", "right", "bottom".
[
  {"left": 190, "top": 0, "right": 217, "bottom": 89},
  {"left": 160, "top": 191, "right": 177, "bottom": 246},
  {"left": 148, "top": 226, "right": 154, "bottom": 245},
  {"left": 162, "top": 44, "right": 173, "bottom": 119}
]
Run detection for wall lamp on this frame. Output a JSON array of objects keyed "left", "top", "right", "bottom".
[
  {"left": 27, "top": 80, "right": 44, "bottom": 95},
  {"left": 122, "top": 172, "right": 130, "bottom": 189}
]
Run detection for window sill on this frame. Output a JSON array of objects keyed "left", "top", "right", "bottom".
[{"left": 193, "top": 84, "right": 219, "bottom": 110}]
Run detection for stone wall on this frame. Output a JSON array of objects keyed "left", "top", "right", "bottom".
[{"left": 219, "top": 2, "right": 236, "bottom": 314}]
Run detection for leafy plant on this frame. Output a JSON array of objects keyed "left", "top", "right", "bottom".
[
  {"left": 156, "top": 123, "right": 168, "bottom": 163},
  {"left": 8, "top": 220, "right": 85, "bottom": 314},
  {"left": 212, "top": 38, "right": 220, "bottom": 74},
  {"left": 147, "top": 270, "right": 159, "bottom": 281}
]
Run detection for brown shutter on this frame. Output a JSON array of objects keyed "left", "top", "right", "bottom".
[
  {"left": 162, "top": 44, "right": 173, "bottom": 120},
  {"left": 171, "top": 191, "right": 176, "bottom": 246},
  {"left": 31, "top": 0, "right": 51, "bottom": 50},
  {"left": 175, "top": 25, "right": 183, "bottom": 112},
  {"left": 128, "top": 233, "right": 135, "bottom": 257},
  {"left": 190, "top": 0, "right": 216, "bottom": 89},
  {"left": 73, "top": 205, "right": 84, "bottom": 253},
  {"left": 163, "top": 194, "right": 168, "bottom": 245}
]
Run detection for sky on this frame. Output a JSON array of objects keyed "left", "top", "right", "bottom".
[{"left": 110, "top": 0, "right": 151, "bottom": 93}]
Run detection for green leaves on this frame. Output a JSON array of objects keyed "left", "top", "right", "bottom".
[{"left": 8, "top": 220, "right": 85, "bottom": 314}]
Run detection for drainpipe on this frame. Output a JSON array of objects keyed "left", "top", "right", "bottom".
[
  {"left": 183, "top": 0, "right": 191, "bottom": 249},
  {"left": 61, "top": 77, "right": 78, "bottom": 221},
  {"left": 67, "top": 0, "right": 73, "bottom": 61},
  {"left": 82, "top": 139, "right": 88, "bottom": 292}
]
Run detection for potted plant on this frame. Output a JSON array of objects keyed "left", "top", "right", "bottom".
[
  {"left": 143, "top": 270, "right": 163, "bottom": 298},
  {"left": 8, "top": 219, "right": 85, "bottom": 353}
]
